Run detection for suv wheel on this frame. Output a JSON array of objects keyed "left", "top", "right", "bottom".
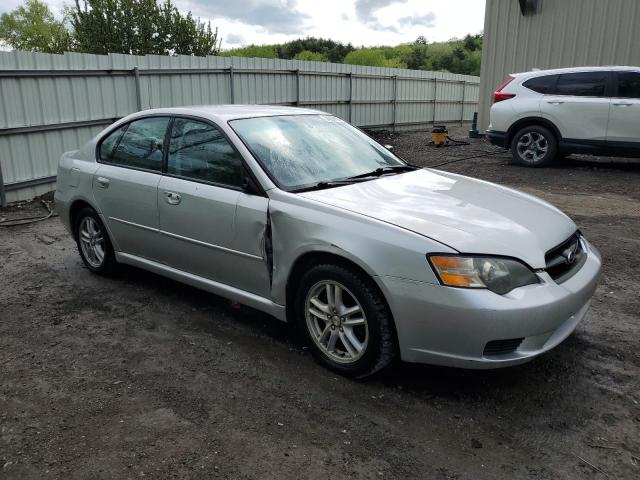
[
  {"left": 510, "top": 125, "right": 558, "bottom": 167},
  {"left": 296, "top": 264, "right": 397, "bottom": 378},
  {"left": 75, "top": 207, "right": 117, "bottom": 274}
]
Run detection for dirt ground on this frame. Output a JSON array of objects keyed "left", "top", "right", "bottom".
[{"left": 1, "top": 125, "right": 639, "bottom": 479}]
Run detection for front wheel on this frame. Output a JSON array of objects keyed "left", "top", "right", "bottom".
[
  {"left": 296, "top": 264, "right": 397, "bottom": 378},
  {"left": 510, "top": 125, "right": 558, "bottom": 167}
]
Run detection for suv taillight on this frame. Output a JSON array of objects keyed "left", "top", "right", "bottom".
[{"left": 493, "top": 77, "right": 515, "bottom": 103}]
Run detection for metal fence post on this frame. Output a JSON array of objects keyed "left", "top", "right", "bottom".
[
  {"left": 229, "top": 66, "right": 235, "bottom": 104},
  {"left": 392, "top": 75, "right": 398, "bottom": 131},
  {"left": 0, "top": 161, "right": 6, "bottom": 208},
  {"left": 460, "top": 81, "right": 467, "bottom": 125},
  {"left": 432, "top": 78, "right": 438, "bottom": 125},
  {"left": 348, "top": 72, "right": 353, "bottom": 123},
  {"left": 133, "top": 67, "right": 142, "bottom": 111}
]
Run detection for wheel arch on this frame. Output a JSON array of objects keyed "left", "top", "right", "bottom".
[
  {"left": 69, "top": 198, "right": 96, "bottom": 240},
  {"left": 284, "top": 250, "right": 394, "bottom": 329},
  {"left": 506, "top": 117, "right": 562, "bottom": 147}
]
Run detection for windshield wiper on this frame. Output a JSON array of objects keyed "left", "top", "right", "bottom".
[
  {"left": 291, "top": 164, "right": 420, "bottom": 193},
  {"left": 292, "top": 178, "right": 368, "bottom": 193},
  {"left": 343, "top": 164, "right": 419, "bottom": 180}
]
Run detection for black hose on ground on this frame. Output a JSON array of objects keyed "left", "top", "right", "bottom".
[
  {"left": 428, "top": 149, "right": 509, "bottom": 168},
  {"left": 0, "top": 200, "right": 58, "bottom": 227}
]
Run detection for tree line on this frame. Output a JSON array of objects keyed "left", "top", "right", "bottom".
[
  {"left": 0, "top": 0, "right": 482, "bottom": 75},
  {"left": 220, "top": 34, "right": 482, "bottom": 76}
]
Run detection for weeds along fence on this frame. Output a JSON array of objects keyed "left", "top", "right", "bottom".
[{"left": 0, "top": 51, "right": 480, "bottom": 205}]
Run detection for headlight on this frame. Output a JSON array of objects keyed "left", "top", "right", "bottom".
[{"left": 428, "top": 255, "right": 539, "bottom": 294}]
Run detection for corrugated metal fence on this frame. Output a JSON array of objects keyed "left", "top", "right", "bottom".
[{"left": 0, "top": 51, "right": 480, "bottom": 205}]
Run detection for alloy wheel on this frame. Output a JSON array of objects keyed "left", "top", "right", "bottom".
[
  {"left": 79, "top": 216, "right": 106, "bottom": 268},
  {"left": 517, "top": 131, "right": 549, "bottom": 163},
  {"left": 305, "top": 280, "right": 369, "bottom": 364}
]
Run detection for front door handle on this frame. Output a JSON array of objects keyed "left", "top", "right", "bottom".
[
  {"left": 96, "top": 177, "right": 110, "bottom": 188},
  {"left": 164, "top": 191, "right": 181, "bottom": 205},
  {"left": 612, "top": 102, "right": 633, "bottom": 107}
]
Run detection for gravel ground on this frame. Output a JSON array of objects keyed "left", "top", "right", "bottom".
[{"left": 1, "top": 125, "right": 639, "bottom": 479}]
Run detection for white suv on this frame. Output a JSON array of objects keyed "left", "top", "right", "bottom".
[{"left": 487, "top": 66, "right": 640, "bottom": 167}]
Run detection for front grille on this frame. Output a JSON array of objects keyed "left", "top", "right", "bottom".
[
  {"left": 483, "top": 338, "right": 524, "bottom": 356},
  {"left": 545, "top": 232, "right": 586, "bottom": 283}
]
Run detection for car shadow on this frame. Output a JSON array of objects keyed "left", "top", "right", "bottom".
[
  {"left": 114, "top": 263, "right": 295, "bottom": 342},
  {"left": 557, "top": 155, "right": 640, "bottom": 171},
  {"left": 110, "top": 263, "right": 587, "bottom": 404}
]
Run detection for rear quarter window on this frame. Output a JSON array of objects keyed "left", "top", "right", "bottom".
[{"left": 523, "top": 75, "right": 557, "bottom": 94}]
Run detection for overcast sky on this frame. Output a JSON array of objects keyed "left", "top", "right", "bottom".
[{"left": 0, "top": 0, "right": 486, "bottom": 49}]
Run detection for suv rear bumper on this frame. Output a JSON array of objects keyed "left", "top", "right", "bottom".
[{"left": 486, "top": 130, "right": 508, "bottom": 149}]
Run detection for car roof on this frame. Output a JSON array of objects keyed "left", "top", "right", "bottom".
[
  {"left": 124, "top": 104, "right": 327, "bottom": 123},
  {"left": 512, "top": 65, "right": 640, "bottom": 78}
]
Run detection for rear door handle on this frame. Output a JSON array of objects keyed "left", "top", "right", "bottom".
[
  {"left": 164, "top": 191, "right": 181, "bottom": 205},
  {"left": 96, "top": 177, "right": 110, "bottom": 188},
  {"left": 546, "top": 100, "right": 564, "bottom": 105},
  {"left": 613, "top": 102, "right": 633, "bottom": 107}
]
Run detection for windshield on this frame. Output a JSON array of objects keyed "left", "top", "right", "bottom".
[{"left": 229, "top": 115, "right": 405, "bottom": 191}]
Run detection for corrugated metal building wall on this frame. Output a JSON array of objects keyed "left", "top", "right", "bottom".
[
  {"left": 478, "top": 0, "right": 640, "bottom": 132},
  {"left": 0, "top": 51, "right": 479, "bottom": 205}
]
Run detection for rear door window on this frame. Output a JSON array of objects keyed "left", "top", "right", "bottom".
[
  {"left": 100, "top": 117, "right": 170, "bottom": 172},
  {"left": 555, "top": 72, "right": 608, "bottom": 97},
  {"left": 523, "top": 75, "right": 557, "bottom": 94},
  {"left": 617, "top": 72, "right": 640, "bottom": 98}
]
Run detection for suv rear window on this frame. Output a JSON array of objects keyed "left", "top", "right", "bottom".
[
  {"left": 523, "top": 75, "right": 557, "bottom": 94},
  {"left": 555, "top": 72, "right": 608, "bottom": 97},
  {"left": 617, "top": 72, "right": 640, "bottom": 98}
]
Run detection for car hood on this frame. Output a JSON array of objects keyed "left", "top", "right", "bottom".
[{"left": 298, "top": 169, "right": 576, "bottom": 269}]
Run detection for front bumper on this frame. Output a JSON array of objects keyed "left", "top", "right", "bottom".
[
  {"left": 486, "top": 130, "right": 508, "bottom": 149},
  {"left": 377, "top": 240, "right": 602, "bottom": 369}
]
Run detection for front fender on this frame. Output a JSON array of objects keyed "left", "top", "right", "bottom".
[{"left": 267, "top": 192, "right": 454, "bottom": 305}]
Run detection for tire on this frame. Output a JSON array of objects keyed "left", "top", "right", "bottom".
[
  {"left": 75, "top": 207, "right": 117, "bottom": 275},
  {"left": 510, "top": 125, "right": 558, "bottom": 167},
  {"left": 295, "top": 263, "right": 397, "bottom": 378}
]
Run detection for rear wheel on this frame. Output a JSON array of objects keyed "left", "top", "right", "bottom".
[
  {"left": 296, "top": 263, "right": 397, "bottom": 378},
  {"left": 75, "top": 207, "right": 117, "bottom": 274},
  {"left": 510, "top": 125, "right": 558, "bottom": 167}
]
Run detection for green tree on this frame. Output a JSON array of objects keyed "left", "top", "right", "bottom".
[
  {"left": 277, "top": 37, "right": 353, "bottom": 63},
  {"left": 463, "top": 33, "right": 482, "bottom": 52},
  {"left": 0, "top": 0, "right": 71, "bottom": 53},
  {"left": 405, "top": 38, "right": 429, "bottom": 69},
  {"left": 293, "top": 50, "right": 328, "bottom": 62},
  {"left": 343, "top": 48, "right": 386, "bottom": 67},
  {"left": 69, "top": 0, "right": 221, "bottom": 56},
  {"left": 219, "top": 44, "right": 279, "bottom": 58}
]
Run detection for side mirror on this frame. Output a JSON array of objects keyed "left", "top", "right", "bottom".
[{"left": 384, "top": 144, "right": 394, "bottom": 152}]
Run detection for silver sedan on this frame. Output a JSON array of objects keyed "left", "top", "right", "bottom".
[{"left": 55, "top": 106, "right": 602, "bottom": 378}]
